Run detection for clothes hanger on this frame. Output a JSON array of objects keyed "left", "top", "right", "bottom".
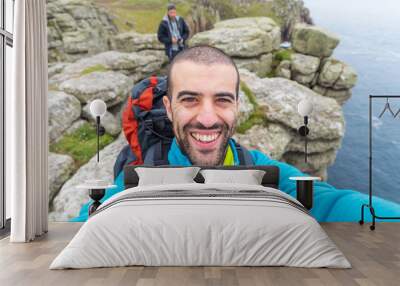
[
  {"left": 394, "top": 107, "right": 400, "bottom": 118},
  {"left": 378, "top": 97, "right": 395, "bottom": 118}
]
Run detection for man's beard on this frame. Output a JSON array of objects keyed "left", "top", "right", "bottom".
[{"left": 174, "top": 121, "right": 236, "bottom": 166}]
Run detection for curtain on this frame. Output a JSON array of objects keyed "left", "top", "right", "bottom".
[{"left": 8, "top": 0, "right": 49, "bottom": 242}]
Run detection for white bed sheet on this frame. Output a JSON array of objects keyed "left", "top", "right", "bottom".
[{"left": 50, "top": 183, "right": 351, "bottom": 269}]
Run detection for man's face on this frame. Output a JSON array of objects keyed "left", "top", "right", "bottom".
[
  {"left": 163, "top": 61, "right": 239, "bottom": 166},
  {"left": 168, "top": 9, "right": 177, "bottom": 18}
]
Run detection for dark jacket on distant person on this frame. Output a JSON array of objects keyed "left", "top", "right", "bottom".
[{"left": 157, "top": 15, "right": 190, "bottom": 57}]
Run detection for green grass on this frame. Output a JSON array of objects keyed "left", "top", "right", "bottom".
[
  {"left": 265, "top": 48, "right": 293, "bottom": 78},
  {"left": 96, "top": 0, "right": 283, "bottom": 34},
  {"left": 236, "top": 81, "right": 268, "bottom": 134},
  {"left": 233, "top": 2, "right": 279, "bottom": 25},
  {"left": 274, "top": 49, "right": 293, "bottom": 61},
  {"left": 80, "top": 64, "right": 109, "bottom": 76},
  {"left": 236, "top": 109, "right": 267, "bottom": 134},
  {"left": 240, "top": 81, "right": 258, "bottom": 107},
  {"left": 103, "top": 0, "right": 192, "bottom": 33},
  {"left": 50, "top": 122, "right": 116, "bottom": 168}
]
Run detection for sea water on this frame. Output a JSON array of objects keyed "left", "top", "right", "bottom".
[{"left": 304, "top": 0, "right": 400, "bottom": 203}]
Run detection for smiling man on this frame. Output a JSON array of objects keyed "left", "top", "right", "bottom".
[{"left": 163, "top": 47, "right": 240, "bottom": 166}]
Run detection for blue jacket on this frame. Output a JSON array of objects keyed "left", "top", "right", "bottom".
[{"left": 72, "top": 138, "right": 400, "bottom": 222}]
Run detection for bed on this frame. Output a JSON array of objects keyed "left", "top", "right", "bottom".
[{"left": 50, "top": 165, "right": 350, "bottom": 269}]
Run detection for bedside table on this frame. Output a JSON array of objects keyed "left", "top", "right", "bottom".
[
  {"left": 77, "top": 183, "right": 117, "bottom": 215},
  {"left": 289, "top": 176, "right": 321, "bottom": 210}
]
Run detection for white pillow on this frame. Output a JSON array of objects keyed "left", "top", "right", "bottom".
[
  {"left": 135, "top": 167, "right": 201, "bottom": 186},
  {"left": 200, "top": 169, "right": 266, "bottom": 185}
]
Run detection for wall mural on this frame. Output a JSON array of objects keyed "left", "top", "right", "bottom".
[{"left": 48, "top": 0, "right": 393, "bottom": 222}]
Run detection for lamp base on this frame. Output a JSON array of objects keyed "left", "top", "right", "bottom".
[
  {"left": 88, "top": 188, "right": 105, "bottom": 215},
  {"left": 298, "top": 125, "right": 309, "bottom": 136},
  {"left": 296, "top": 180, "right": 313, "bottom": 210}
]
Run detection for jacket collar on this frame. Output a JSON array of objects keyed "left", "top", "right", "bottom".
[
  {"left": 167, "top": 137, "right": 239, "bottom": 166},
  {"left": 163, "top": 15, "right": 180, "bottom": 22}
]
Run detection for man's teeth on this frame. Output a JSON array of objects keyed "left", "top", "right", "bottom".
[{"left": 191, "top": 133, "right": 219, "bottom": 143}]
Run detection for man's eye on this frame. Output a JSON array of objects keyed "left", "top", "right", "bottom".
[
  {"left": 217, "top": 98, "right": 233, "bottom": 103},
  {"left": 181, "top": 97, "right": 197, "bottom": 103}
]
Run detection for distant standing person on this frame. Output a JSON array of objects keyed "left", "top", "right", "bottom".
[{"left": 157, "top": 3, "right": 190, "bottom": 61}]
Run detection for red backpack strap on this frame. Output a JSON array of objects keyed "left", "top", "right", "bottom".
[
  {"left": 133, "top": 76, "right": 158, "bottom": 111},
  {"left": 121, "top": 76, "right": 159, "bottom": 165},
  {"left": 122, "top": 97, "right": 142, "bottom": 164}
]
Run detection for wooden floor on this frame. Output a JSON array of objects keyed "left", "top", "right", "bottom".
[{"left": 0, "top": 223, "right": 399, "bottom": 286}]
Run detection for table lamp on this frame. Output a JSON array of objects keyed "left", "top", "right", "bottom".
[
  {"left": 297, "top": 99, "right": 313, "bottom": 163},
  {"left": 80, "top": 99, "right": 113, "bottom": 215},
  {"left": 90, "top": 99, "right": 107, "bottom": 162}
]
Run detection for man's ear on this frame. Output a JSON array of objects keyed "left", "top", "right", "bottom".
[{"left": 163, "top": 95, "right": 173, "bottom": 122}]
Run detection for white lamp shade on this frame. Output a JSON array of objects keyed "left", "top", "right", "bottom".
[
  {"left": 297, "top": 99, "right": 313, "bottom": 117},
  {"left": 90, "top": 99, "right": 107, "bottom": 117}
]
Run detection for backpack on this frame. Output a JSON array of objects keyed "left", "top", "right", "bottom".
[{"left": 113, "top": 76, "right": 254, "bottom": 179}]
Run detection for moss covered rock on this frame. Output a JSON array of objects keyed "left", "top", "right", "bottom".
[
  {"left": 59, "top": 71, "right": 132, "bottom": 105},
  {"left": 318, "top": 58, "right": 357, "bottom": 90},
  {"left": 48, "top": 91, "right": 82, "bottom": 143},
  {"left": 190, "top": 17, "right": 280, "bottom": 57},
  {"left": 110, "top": 31, "right": 164, "bottom": 53},
  {"left": 292, "top": 23, "right": 339, "bottom": 57}
]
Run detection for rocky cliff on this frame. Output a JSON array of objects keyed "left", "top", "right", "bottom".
[
  {"left": 47, "top": 0, "right": 118, "bottom": 62},
  {"left": 47, "top": 0, "right": 312, "bottom": 62},
  {"left": 47, "top": 3, "right": 357, "bottom": 221},
  {"left": 186, "top": 0, "right": 312, "bottom": 39},
  {"left": 189, "top": 17, "right": 356, "bottom": 180}
]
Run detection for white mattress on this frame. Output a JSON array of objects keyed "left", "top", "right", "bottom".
[{"left": 50, "top": 183, "right": 351, "bottom": 269}]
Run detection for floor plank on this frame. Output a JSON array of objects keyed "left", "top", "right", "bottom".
[{"left": 0, "top": 222, "right": 399, "bottom": 286}]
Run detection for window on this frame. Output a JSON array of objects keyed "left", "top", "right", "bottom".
[{"left": 0, "top": 0, "right": 14, "bottom": 235}]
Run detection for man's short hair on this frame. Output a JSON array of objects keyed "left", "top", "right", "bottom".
[
  {"left": 166, "top": 45, "right": 240, "bottom": 100},
  {"left": 167, "top": 3, "right": 176, "bottom": 11}
]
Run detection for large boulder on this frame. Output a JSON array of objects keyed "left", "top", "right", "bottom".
[
  {"left": 237, "top": 90, "right": 255, "bottom": 125},
  {"left": 282, "top": 149, "right": 337, "bottom": 181},
  {"left": 59, "top": 71, "right": 132, "bottom": 106},
  {"left": 49, "top": 50, "right": 167, "bottom": 86},
  {"left": 292, "top": 73, "right": 315, "bottom": 86},
  {"left": 48, "top": 91, "right": 81, "bottom": 143},
  {"left": 313, "top": 85, "right": 352, "bottom": 105},
  {"left": 234, "top": 53, "right": 273, "bottom": 77},
  {"left": 276, "top": 60, "right": 291, "bottom": 79},
  {"left": 48, "top": 62, "right": 68, "bottom": 78},
  {"left": 50, "top": 133, "right": 127, "bottom": 221},
  {"left": 318, "top": 58, "right": 358, "bottom": 90},
  {"left": 110, "top": 32, "right": 164, "bottom": 53},
  {"left": 292, "top": 23, "right": 339, "bottom": 58},
  {"left": 234, "top": 123, "right": 292, "bottom": 160},
  {"left": 238, "top": 68, "right": 345, "bottom": 178},
  {"left": 48, "top": 152, "right": 75, "bottom": 204},
  {"left": 239, "top": 69, "right": 345, "bottom": 141},
  {"left": 190, "top": 17, "right": 281, "bottom": 57},
  {"left": 47, "top": 0, "right": 118, "bottom": 62},
  {"left": 286, "top": 136, "right": 342, "bottom": 154},
  {"left": 291, "top": 53, "right": 320, "bottom": 75}
]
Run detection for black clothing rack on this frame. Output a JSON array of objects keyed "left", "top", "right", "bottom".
[{"left": 360, "top": 95, "right": 400, "bottom": 230}]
